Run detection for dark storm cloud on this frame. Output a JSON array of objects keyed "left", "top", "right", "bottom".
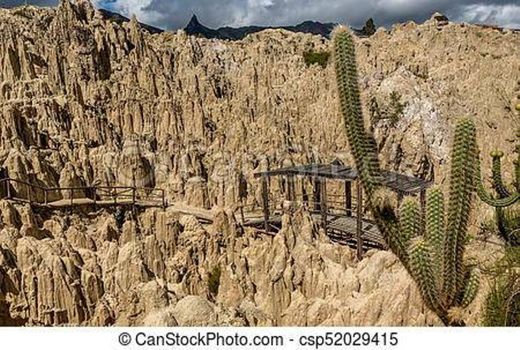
[{"left": 1, "top": 0, "right": 519, "bottom": 29}]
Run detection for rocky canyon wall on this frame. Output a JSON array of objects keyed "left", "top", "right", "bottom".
[
  {"left": 0, "top": 1, "right": 518, "bottom": 211},
  {"left": 0, "top": 0, "right": 518, "bottom": 326},
  {"left": 3, "top": 200, "right": 498, "bottom": 326}
]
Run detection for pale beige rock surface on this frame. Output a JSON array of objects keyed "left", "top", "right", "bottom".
[
  {"left": 0, "top": 201, "right": 456, "bottom": 326},
  {"left": 0, "top": 1, "right": 517, "bottom": 326}
]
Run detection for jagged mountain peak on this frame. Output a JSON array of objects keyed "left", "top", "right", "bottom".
[
  {"left": 188, "top": 14, "right": 200, "bottom": 26},
  {"left": 183, "top": 15, "right": 337, "bottom": 40}
]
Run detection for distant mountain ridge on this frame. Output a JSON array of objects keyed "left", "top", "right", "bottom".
[
  {"left": 185, "top": 15, "right": 339, "bottom": 40},
  {"left": 98, "top": 9, "right": 164, "bottom": 34},
  {"left": 98, "top": 9, "right": 375, "bottom": 40}
]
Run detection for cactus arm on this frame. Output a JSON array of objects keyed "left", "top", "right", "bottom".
[
  {"left": 483, "top": 147, "right": 520, "bottom": 245},
  {"left": 409, "top": 239, "right": 445, "bottom": 319},
  {"left": 460, "top": 267, "right": 480, "bottom": 308},
  {"left": 333, "top": 26, "right": 409, "bottom": 262},
  {"left": 497, "top": 205, "right": 520, "bottom": 245},
  {"left": 477, "top": 183, "right": 520, "bottom": 207},
  {"left": 477, "top": 150, "right": 520, "bottom": 208},
  {"left": 332, "top": 27, "right": 406, "bottom": 262},
  {"left": 489, "top": 152, "right": 511, "bottom": 198},
  {"left": 333, "top": 26, "right": 381, "bottom": 197},
  {"left": 425, "top": 187, "right": 445, "bottom": 283},
  {"left": 400, "top": 197, "right": 421, "bottom": 246},
  {"left": 371, "top": 189, "right": 409, "bottom": 264},
  {"left": 443, "top": 118, "right": 478, "bottom": 305}
]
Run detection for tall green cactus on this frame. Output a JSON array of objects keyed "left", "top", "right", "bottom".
[
  {"left": 333, "top": 26, "right": 481, "bottom": 325},
  {"left": 478, "top": 148, "right": 520, "bottom": 245}
]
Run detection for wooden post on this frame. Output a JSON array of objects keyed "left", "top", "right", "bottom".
[
  {"left": 70, "top": 188, "right": 73, "bottom": 207},
  {"left": 132, "top": 187, "right": 136, "bottom": 207},
  {"left": 345, "top": 181, "right": 352, "bottom": 217},
  {"left": 312, "top": 177, "right": 321, "bottom": 212},
  {"left": 27, "top": 183, "right": 32, "bottom": 204},
  {"left": 6, "top": 179, "right": 11, "bottom": 199},
  {"left": 356, "top": 181, "right": 364, "bottom": 260},
  {"left": 44, "top": 189, "right": 48, "bottom": 205},
  {"left": 320, "top": 179, "right": 327, "bottom": 230},
  {"left": 261, "top": 175, "right": 270, "bottom": 233},
  {"left": 284, "top": 175, "right": 295, "bottom": 201},
  {"left": 162, "top": 189, "right": 166, "bottom": 210},
  {"left": 301, "top": 180, "right": 308, "bottom": 205},
  {"left": 239, "top": 198, "right": 245, "bottom": 224}
]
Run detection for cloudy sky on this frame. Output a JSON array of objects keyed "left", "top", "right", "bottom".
[{"left": 1, "top": 0, "right": 519, "bottom": 30}]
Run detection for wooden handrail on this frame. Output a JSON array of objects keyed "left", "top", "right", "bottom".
[
  {"left": 0, "top": 178, "right": 47, "bottom": 191},
  {"left": 0, "top": 177, "right": 167, "bottom": 209}
]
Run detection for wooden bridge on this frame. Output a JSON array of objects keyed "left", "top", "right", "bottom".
[
  {"left": 254, "top": 162, "right": 432, "bottom": 258},
  {"left": 0, "top": 162, "right": 432, "bottom": 258}
]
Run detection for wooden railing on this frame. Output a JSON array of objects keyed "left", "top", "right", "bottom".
[{"left": 0, "top": 178, "right": 166, "bottom": 209}]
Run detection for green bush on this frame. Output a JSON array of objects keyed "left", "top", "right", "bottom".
[
  {"left": 303, "top": 51, "right": 330, "bottom": 68},
  {"left": 208, "top": 265, "right": 222, "bottom": 296},
  {"left": 388, "top": 92, "right": 406, "bottom": 126},
  {"left": 369, "top": 92, "right": 406, "bottom": 127},
  {"left": 13, "top": 7, "right": 32, "bottom": 19},
  {"left": 482, "top": 247, "right": 520, "bottom": 326}
]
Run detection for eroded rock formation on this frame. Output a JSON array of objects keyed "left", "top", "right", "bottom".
[
  {"left": 0, "top": 1, "right": 518, "bottom": 209},
  {"left": 0, "top": 1, "right": 518, "bottom": 326},
  {"left": 4, "top": 201, "right": 492, "bottom": 326}
]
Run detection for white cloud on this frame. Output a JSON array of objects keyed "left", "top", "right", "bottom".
[
  {"left": 2, "top": 1, "right": 519, "bottom": 30},
  {"left": 92, "top": 0, "right": 165, "bottom": 26},
  {"left": 456, "top": 4, "right": 520, "bottom": 28}
]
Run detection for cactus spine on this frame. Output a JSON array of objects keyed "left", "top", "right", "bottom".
[{"left": 332, "top": 26, "right": 481, "bottom": 325}]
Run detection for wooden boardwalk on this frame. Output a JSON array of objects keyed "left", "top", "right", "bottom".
[
  {"left": 254, "top": 162, "right": 430, "bottom": 258},
  {"left": 244, "top": 211, "right": 385, "bottom": 250},
  {"left": 45, "top": 198, "right": 164, "bottom": 209},
  {"left": 326, "top": 215, "right": 385, "bottom": 249},
  {"left": 0, "top": 177, "right": 387, "bottom": 253},
  {"left": 0, "top": 178, "right": 166, "bottom": 209}
]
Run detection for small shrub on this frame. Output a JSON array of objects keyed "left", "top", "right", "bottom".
[
  {"left": 482, "top": 247, "right": 520, "bottom": 326},
  {"left": 483, "top": 276, "right": 520, "bottom": 326},
  {"left": 13, "top": 8, "right": 32, "bottom": 20},
  {"left": 303, "top": 51, "right": 330, "bottom": 68},
  {"left": 208, "top": 265, "right": 222, "bottom": 296},
  {"left": 388, "top": 91, "right": 406, "bottom": 126},
  {"left": 370, "top": 92, "right": 406, "bottom": 127}
]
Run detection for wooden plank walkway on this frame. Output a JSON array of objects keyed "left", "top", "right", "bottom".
[
  {"left": 326, "top": 215, "right": 386, "bottom": 249},
  {"left": 168, "top": 203, "right": 215, "bottom": 222},
  {"left": 0, "top": 178, "right": 166, "bottom": 209},
  {"left": 1, "top": 177, "right": 387, "bottom": 252},
  {"left": 45, "top": 198, "right": 164, "bottom": 208},
  {"left": 236, "top": 209, "right": 386, "bottom": 250}
]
